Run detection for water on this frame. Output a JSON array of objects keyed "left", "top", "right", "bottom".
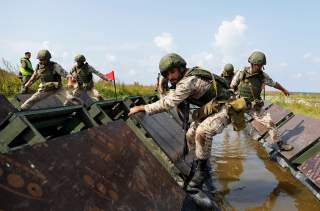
[{"left": 211, "top": 126, "right": 320, "bottom": 211}]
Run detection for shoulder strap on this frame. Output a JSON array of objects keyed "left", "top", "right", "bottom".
[{"left": 184, "top": 66, "right": 213, "bottom": 80}]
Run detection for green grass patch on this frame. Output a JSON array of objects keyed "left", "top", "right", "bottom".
[{"left": 266, "top": 92, "right": 320, "bottom": 119}]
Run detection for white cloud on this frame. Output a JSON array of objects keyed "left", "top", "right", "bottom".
[
  {"left": 279, "top": 62, "right": 288, "bottom": 67},
  {"left": 303, "top": 52, "right": 312, "bottom": 59},
  {"left": 42, "top": 41, "right": 50, "bottom": 50},
  {"left": 303, "top": 52, "right": 320, "bottom": 64},
  {"left": 154, "top": 32, "right": 174, "bottom": 52},
  {"left": 293, "top": 73, "right": 303, "bottom": 79},
  {"left": 105, "top": 54, "right": 116, "bottom": 63},
  {"left": 313, "top": 57, "right": 320, "bottom": 63},
  {"left": 129, "top": 69, "right": 136, "bottom": 76},
  {"left": 214, "top": 16, "right": 248, "bottom": 64},
  {"left": 62, "top": 51, "right": 69, "bottom": 61},
  {"left": 189, "top": 51, "right": 215, "bottom": 67}
]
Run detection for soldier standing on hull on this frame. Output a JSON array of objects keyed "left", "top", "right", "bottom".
[
  {"left": 19, "top": 52, "right": 34, "bottom": 94},
  {"left": 230, "top": 51, "right": 293, "bottom": 152},
  {"left": 20, "top": 49, "right": 69, "bottom": 111},
  {"left": 69, "top": 55, "right": 109, "bottom": 102},
  {"left": 221, "top": 63, "right": 235, "bottom": 88},
  {"left": 128, "top": 53, "right": 240, "bottom": 201}
]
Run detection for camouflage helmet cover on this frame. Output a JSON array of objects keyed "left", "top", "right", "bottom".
[
  {"left": 248, "top": 51, "right": 266, "bottom": 65},
  {"left": 159, "top": 53, "right": 187, "bottom": 76},
  {"left": 74, "top": 54, "right": 86, "bottom": 63},
  {"left": 37, "top": 49, "right": 51, "bottom": 60},
  {"left": 222, "top": 63, "right": 234, "bottom": 76}
]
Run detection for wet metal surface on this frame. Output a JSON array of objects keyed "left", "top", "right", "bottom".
[
  {"left": 132, "top": 112, "right": 192, "bottom": 176},
  {"left": 298, "top": 153, "right": 320, "bottom": 189},
  {"left": 16, "top": 94, "right": 64, "bottom": 110},
  {"left": 0, "top": 120, "right": 185, "bottom": 211},
  {"left": 269, "top": 115, "right": 320, "bottom": 161},
  {"left": 267, "top": 104, "right": 293, "bottom": 126},
  {"left": 211, "top": 126, "right": 320, "bottom": 211},
  {"left": 251, "top": 104, "right": 293, "bottom": 137},
  {"left": 0, "top": 95, "right": 17, "bottom": 124}
]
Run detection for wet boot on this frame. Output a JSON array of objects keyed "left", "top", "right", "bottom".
[
  {"left": 277, "top": 141, "right": 293, "bottom": 151},
  {"left": 186, "top": 159, "right": 215, "bottom": 208},
  {"left": 187, "top": 159, "right": 211, "bottom": 191}
]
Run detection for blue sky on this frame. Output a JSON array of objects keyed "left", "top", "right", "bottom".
[{"left": 1, "top": 0, "right": 319, "bottom": 92}]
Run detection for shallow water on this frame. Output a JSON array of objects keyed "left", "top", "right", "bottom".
[{"left": 211, "top": 126, "right": 320, "bottom": 211}]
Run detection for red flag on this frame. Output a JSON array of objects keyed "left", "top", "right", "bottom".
[{"left": 105, "top": 70, "right": 115, "bottom": 81}]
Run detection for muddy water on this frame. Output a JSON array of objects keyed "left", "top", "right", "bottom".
[{"left": 211, "top": 126, "right": 320, "bottom": 211}]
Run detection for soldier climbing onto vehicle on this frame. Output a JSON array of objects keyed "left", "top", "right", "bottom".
[
  {"left": 69, "top": 54, "right": 109, "bottom": 102},
  {"left": 128, "top": 53, "right": 247, "bottom": 206},
  {"left": 20, "top": 49, "right": 70, "bottom": 110},
  {"left": 230, "top": 51, "right": 293, "bottom": 152}
]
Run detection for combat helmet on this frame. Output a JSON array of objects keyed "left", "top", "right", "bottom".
[
  {"left": 37, "top": 49, "right": 51, "bottom": 60},
  {"left": 159, "top": 53, "right": 187, "bottom": 76},
  {"left": 222, "top": 63, "right": 234, "bottom": 76},
  {"left": 248, "top": 51, "right": 266, "bottom": 65},
  {"left": 74, "top": 54, "right": 86, "bottom": 63}
]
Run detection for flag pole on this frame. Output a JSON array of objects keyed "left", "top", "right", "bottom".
[{"left": 113, "top": 71, "right": 117, "bottom": 100}]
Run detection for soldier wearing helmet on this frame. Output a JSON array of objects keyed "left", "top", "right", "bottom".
[
  {"left": 128, "top": 53, "right": 236, "bottom": 202},
  {"left": 21, "top": 49, "right": 69, "bottom": 110},
  {"left": 69, "top": 54, "right": 109, "bottom": 102},
  {"left": 220, "top": 63, "right": 235, "bottom": 87},
  {"left": 231, "top": 51, "right": 293, "bottom": 152}
]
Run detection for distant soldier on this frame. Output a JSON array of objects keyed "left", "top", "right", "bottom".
[
  {"left": 19, "top": 52, "right": 34, "bottom": 94},
  {"left": 69, "top": 54, "right": 109, "bottom": 101},
  {"left": 21, "top": 49, "right": 69, "bottom": 110},
  {"left": 231, "top": 51, "right": 293, "bottom": 151},
  {"left": 221, "top": 63, "right": 235, "bottom": 87}
]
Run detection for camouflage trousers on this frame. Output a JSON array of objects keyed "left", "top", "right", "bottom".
[
  {"left": 21, "top": 88, "right": 67, "bottom": 110},
  {"left": 72, "top": 87, "right": 103, "bottom": 102},
  {"left": 186, "top": 108, "right": 230, "bottom": 160},
  {"left": 249, "top": 110, "right": 279, "bottom": 143}
]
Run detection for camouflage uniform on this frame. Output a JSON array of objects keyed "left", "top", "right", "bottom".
[
  {"left": 145, "top": 74, "right": 230, "bottom": 160},
  {"left": 21, "top": 63, "right": 68, "bottom": 110},
  {"left": 231, "top": 66, "right": 280, "bottom": 143},
  {"left": 70, "top": 55, "right": 108, "bottom": 101}
]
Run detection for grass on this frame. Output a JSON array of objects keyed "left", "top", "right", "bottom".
[
  {"left": 265, "top": 92, "right": 320, "bottom": 119},
  {"left": 0, "top": 68, "right": 156, "bottom": 99},
  {"left": 2, "top": 68, "right": 319, "bottom": 119}
]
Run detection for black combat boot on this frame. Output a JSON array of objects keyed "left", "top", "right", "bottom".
[{"left": 187, "top": 159, "right": 211, "bottom": 191}]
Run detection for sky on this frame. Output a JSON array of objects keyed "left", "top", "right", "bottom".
[{"left": 0, "top": 0, "right": 319, "bottom": 92}]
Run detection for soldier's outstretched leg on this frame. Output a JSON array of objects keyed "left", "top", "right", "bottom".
[
  {"left": 20, "top": 88, "right": 60, "bottom": 110},
  {"left": 187, "top": 108, "right": 229, "bottom": 191},
  {"left": 252, "top": 111, "right": 293, "bottom": 151}
]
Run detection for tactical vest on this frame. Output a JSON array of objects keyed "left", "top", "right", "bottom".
[
  {"left": 238, "top": 67, "right": 264, "bottom": 102},
  {"left": 222, "top": 76, "right": 233, "bottom": 88},
  {"left": 19, "top": 58, "right": 33, "bottom": 76},
  {"left": 37, "top": 62, "right": 61, "bottom": 85},
  {"left": 74, "top": 63, "right": 93, "bottom": 89},
  {"left": 183, "top": 67, "right": 232, "bottom": 107}
]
